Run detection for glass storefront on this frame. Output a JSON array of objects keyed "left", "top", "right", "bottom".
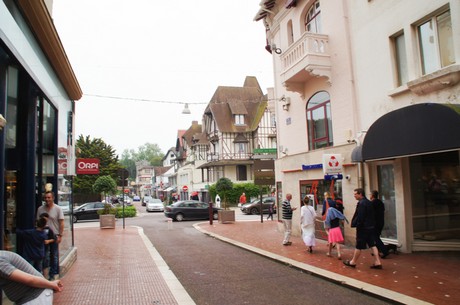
[
  {"left": 1, "top": 43, "right": 74, "bottom": 259},
  {"left": 300, "top": 179, "right": 342, "bottom": 240},
  {"left": 410, "top": 151, "right": 460, "bottom": 243}
]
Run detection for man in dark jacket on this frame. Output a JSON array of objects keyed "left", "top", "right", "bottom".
[
  {"left": 343, "top": 188, "right": 382, "bottom": 269},
  {"left": 371, "top": 190, "right": 389, "bottom": 258}
]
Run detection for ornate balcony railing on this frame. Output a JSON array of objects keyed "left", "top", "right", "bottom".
[
  {"left": 207, "top": 152, "right": 254, "bottom": 162},
  {"left": 280, "top": 32, "right": 331, "bottom": 93}
]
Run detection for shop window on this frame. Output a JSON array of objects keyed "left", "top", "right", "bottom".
[
  {"left": 306, "top": 91, "right": 333, "bottom": 150},
  {"left": 418, "top": 9, "right": 454, "bottom": 75},
  {"left": 6, "top": 66, "right": 18, "bottom": 149},
  {"left": 410, "top": 151, "right": 460, "bottom": 242}
]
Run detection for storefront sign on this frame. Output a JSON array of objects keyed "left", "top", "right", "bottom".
[
  {"left": 322, "top": 154, "right": 343, "bottom": 175},
  {"left": 76, "top": 158, "right": 100, "bottom": 175}
]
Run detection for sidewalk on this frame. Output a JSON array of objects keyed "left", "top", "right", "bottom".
[
  {"left": 54, "top": 224, "right": 195, "bottom": 305},
  {"left": 54, "top": 220, "right": 460, "bottom": 305},
  {"left": 196, "top": 220, "right": 460, "bottom": 305}
]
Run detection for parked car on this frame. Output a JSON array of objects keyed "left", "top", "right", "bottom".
[
  {"left": 164, "top": 200, "right": 221, "bottom": 222},
  {"left": 73, "top": 202, "right": 111, "bottom": 223},
  {"left": 58, "top": 201, "right": 70, "bottom": 215},
  {"left": 142, "top": 196, "right": 153, "bottom": 206},
  {"left": 146, "top": 198, "right": 164, "bottom": 212},
  {"left": 133, "top": 195, "right": 141, "bottom": 202},
  {"left": 241, "top": 197, "right": 276, "bottom": 215}
]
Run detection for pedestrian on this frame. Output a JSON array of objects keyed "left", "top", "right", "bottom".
[
  {"left": 325, "top": 204, "right": 348, "bottom": 260},
  {"left": 16, "top": 217, "right": 55, "bottom": 273},
  {"left": 267, "top": 201, "right": 275, "bottom": 221},
  {"left": 39, "top": 212, "right": 56, "bottom": 280},
  {"left": 36, "top": 191, "right": 64, "bottom": 280},
  {"left": 281, "top": 193, "right": 297, "bottom": 246},
  {"left": 239, "top": 192, "right": 247, "bottom": 205},
  {"left": 300, "top": 195, "right": 316, "bottom": 253},
  {"left": 334, "top": 192, "right": 344, "bottom": 214},
  {"left": 321, "top": 192, "right": 336, "bottom": 220},
  {"left": 343, "top": 188, "right": 382, "bottom": 269},
  {"left": 0, "top": 250, "right": 63, "bottom": 304},
  {"left": 370, "top": 190, "right": 389, "bottom": 258},
  {"left": 215, "top": 194, "right": 221, "bottom": 209}
]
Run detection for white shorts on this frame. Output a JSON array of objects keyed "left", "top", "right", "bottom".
[{"left": 23, "top": 289, "right": 53, "bottom": 305}]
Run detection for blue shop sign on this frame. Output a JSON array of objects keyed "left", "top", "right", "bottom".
[{"left": 302, "top": 164, "right": 323, "bottom": 170}]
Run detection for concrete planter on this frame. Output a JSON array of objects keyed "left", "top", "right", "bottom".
[
  {"left": 218, "top": 210, "right": 235, "bottom": 224},
  {"left": 99, "top": 214, "right": 116, "bottom": 229}
]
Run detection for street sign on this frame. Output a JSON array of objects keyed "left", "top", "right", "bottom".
[
  {"left": 254, "top": 159, "right": 275, "bottom": 186},
  {"left": 182, "top": 185, "right": 188, "bottom": 192}
]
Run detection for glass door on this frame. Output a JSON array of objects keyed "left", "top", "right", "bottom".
[{"left": 377, "top": 164, "right": 397, "bottom": 240}]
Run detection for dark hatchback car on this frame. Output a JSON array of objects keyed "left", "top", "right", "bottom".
[
  {"left": 164, "top": 200, "right": 221, "bottom": 222},
  {"left": 73, "top": 202, "right": 109, "bottom": 223},
  {"left": 241, "top": 197, "right": 276, "bottom": 215}
]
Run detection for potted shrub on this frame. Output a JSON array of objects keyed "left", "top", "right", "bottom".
[
  {"left": 98, "top": 203, "right": 117, "bottom": 229},
  {"left": 93, "top": 175, "right": 117, "bottom": 228},
  {"left": 215, "top": 178, "right": 235, "bottom": 223}
]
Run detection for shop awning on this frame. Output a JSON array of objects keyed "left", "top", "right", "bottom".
[{"left": 360, "top": 103, "right": 460, "bottom": 161}]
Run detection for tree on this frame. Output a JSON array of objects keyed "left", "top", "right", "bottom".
[
  {"left": 93, "top": 175, "right": 117, "bottom": 200},
  {"left": 120, "top": 143, "right": 164, "bottom": 179},
  {"left": 215, "top": 177, "right": 233, "bottom": 210},
  {"left": 73, "top": 135, "right": 121, "bottom": 196}
]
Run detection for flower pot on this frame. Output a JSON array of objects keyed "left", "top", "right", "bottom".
[
  {"left": 218, "top": 210, "right": 235, "bottom": 224},
  {"left": 99, "top": 214, "right": 116, "bottom": 229}
]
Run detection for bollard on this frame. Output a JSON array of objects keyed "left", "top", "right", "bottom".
[{"left": 167, "top": 218, "right": 173, "bottom": 230}]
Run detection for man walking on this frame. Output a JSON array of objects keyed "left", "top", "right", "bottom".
[
  {"left": 343, "top": 188, "right": 382, "bottom": 269},
  {"left": 370, "top": 190, "right": 389, "bottom": 258},
  {"left": 37, "top": 191, "right": 64, "bottom": 280},
  {"left": 282, "top": 193, "right": 297, "bottom": 246}
]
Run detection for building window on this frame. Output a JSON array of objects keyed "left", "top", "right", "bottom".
[
  {"left": 305, "top": 1, "right": 321, "bottom": 33},
  {"left": 236, "top": 165, "right": 247, "bottom": 181},
  {"left": 418, "top": 10, "right": 454, "bottom": 75},
  {"left": 306, "top": 91, "right": 333, "bottom": 150},
  {"left": 393, "top": 33, "right": 408, "bottom": 86},
  {"left": 235, "top": 143, "right": 247, "bottom": 154},
  {"left": 235, "top": 114, "right": 245, "bottom": 125},
  {"left": 287, "top": 20, "right": 294, "bottom": 45}
]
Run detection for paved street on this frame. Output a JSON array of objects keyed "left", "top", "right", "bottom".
[{"left": 131, "top": 206, "right": 391, "bottom": 305}]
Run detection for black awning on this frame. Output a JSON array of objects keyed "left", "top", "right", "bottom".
[{"left": 361, "top": 103, "right": 460, "bottom": 161}]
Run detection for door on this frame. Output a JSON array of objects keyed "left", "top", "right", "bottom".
[{"left": 377, "top": 164, "right": 397, "bottom": 240}]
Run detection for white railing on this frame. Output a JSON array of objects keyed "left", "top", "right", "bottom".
[{"left": 281, "top": 32, "right": 329, "bottom": 72}]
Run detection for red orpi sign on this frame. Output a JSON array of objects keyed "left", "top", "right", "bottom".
[{"left": 76, "top": 158, "right": 100, "bottom": 175}]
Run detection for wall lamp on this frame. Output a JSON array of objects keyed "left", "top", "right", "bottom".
[
  {"left": 281, "top": 96, "right": 291, "bottom": 111},
  {"left": 271, "top": 44, "right": 282, "bottom": 54}
]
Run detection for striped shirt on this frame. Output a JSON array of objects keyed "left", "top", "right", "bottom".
[
  {"left": 0, "top": 250, "right": 44, "bottom": 304},
  {"left": 282, "top": 200, "right": 294, "bottom": 220}
]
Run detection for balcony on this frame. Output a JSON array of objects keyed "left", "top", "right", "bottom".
[{"left": 280, "top": 32, "right": 331, "bottom": 93}]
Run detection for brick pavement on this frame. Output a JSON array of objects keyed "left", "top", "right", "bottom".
[{"left": 54, "top": 225, "right": 195, "bottom": 305}]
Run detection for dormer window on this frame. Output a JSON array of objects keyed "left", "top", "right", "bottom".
[{"left": 235, "top": 114, "right": 245, "bottom": 125}]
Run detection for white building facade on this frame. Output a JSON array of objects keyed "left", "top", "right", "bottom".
[{"left": 255, "top": 0, "right": 460, "bottom": 252}]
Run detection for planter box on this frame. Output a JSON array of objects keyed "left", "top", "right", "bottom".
[
  {"left": 218, "top": 210, "right": 235, "bottom": 224},
  {"left": 99, "top": 214, "right": 116, "bottom": 229}
]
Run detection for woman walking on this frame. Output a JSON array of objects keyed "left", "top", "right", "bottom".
[
  {"left": 300, "top": 196, "right": 317, "bottom": 253},
  {"left": 325, "top": 205, "right": 348, "bottom": 260}
]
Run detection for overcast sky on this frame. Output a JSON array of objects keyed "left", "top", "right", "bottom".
[{"left": 52, "top": 0, "right": 274, "bottom": 156}]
